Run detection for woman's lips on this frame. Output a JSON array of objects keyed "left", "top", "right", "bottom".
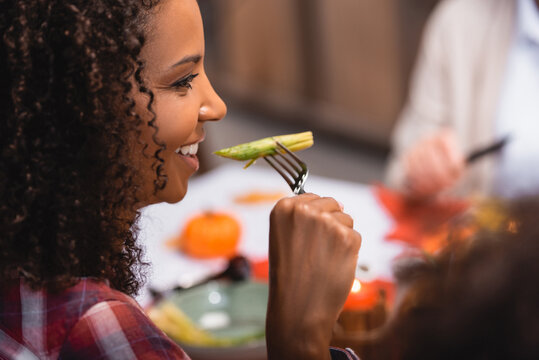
[
  {"left": 177, "top": 153, "right": 199, "bottom": 172},
  {"left": 175, "top": 140, "right": 202, "bottom": 172}
]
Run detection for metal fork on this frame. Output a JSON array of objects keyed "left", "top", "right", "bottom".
[{"left": 263, "top": 141, "right": 309, "bottom": 195}]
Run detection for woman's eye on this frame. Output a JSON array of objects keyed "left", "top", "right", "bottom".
[{"left": 170, "top": 73, "right": 199, "bottom": 91}]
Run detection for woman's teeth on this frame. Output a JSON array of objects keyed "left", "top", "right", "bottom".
[{"left": 176, "top": 143, "right": 199, "bottom": 156}]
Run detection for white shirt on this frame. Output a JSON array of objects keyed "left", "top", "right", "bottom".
[{"left": 494, "top": 0, "right": 539, "bottom": 198}]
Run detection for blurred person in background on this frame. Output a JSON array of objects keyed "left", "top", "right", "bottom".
[
  {"left": 368, "top": 199, "right": 539, "bottom": 360},
  {"left": 386, "top": 0, "right": 539, "bottom": 199}
]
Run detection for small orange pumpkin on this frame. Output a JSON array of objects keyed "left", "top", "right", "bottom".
[{"left": 179, "top": 212, "right": 241, "bottom": 259}]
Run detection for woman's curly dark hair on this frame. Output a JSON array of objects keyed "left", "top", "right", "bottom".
[{"left": 0, "top": 0, "right": 166, "bottom": 295}]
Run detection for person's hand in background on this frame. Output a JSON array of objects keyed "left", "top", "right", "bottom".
[
  {"left": 403, "top": 128, "right": 465, "bottom": 198},
  {"left": 266, "top": 194, "right": 362, "bottom": 360}
]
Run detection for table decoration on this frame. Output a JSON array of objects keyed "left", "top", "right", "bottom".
[
  {"left": 374, "top": 185, "right": 469, "bottom": 253},
  {"left": 166, "top": 211, "right": 242, "bottom": 259},
  {"left": 337, "top": 278, "right": 395, "bottom": 333}
]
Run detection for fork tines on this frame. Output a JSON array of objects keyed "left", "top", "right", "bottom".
[{"left": 263, "top": 141, "right": 308, "bottom": 194}]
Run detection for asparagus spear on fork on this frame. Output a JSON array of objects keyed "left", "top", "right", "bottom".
[{"left": 214, "top": 131, "right": 313, "bottom": 168}]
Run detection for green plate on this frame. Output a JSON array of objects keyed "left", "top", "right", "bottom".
[{"left": 166, "top": 280, "right": 268, "bottom": 360}]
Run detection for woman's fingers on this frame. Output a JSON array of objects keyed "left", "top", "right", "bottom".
[
  {"left": 295, "top": 196, "right": 354, "bottom": 228},
  {"left": 293, "top": 192, "right": 320, "bottom": 202},
  {"left": 308, "top": 196, "right": 344, "bottom": 213},
  {"left": 329, "top": 211, "right": 354, "bottom": 228}
]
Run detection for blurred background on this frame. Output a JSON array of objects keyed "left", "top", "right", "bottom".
[{"left": 197, "top": 0, "right": 441, "bottom": 183}]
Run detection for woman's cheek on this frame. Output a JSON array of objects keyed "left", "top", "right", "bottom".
[{"left": 156, "top": 99, "right": 199, "bottom": 140}]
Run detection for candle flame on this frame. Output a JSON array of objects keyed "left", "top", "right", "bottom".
[
  {"left": 507, "top": 220, "right": 518, "bottom": 234},
  {"left": 351, "top": 279, "right": 362, "bottom": 293}
]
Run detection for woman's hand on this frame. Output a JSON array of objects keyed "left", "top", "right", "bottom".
[
  {"left": 266, "top": 194, "right": 362, "bottom": 360},
  {"left": 403, "top": 129, "right": 465, "bottom": 198}
]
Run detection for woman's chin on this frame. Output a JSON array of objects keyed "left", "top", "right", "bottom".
[
  {"left": 145, "top": 179, "right": 188, "bottom": 205},
  {"left": 166, "top": 193, "right": 187, "bottom": 204},
  {"left": 161, "top": 185, "right": 188, "bottom": 204}
]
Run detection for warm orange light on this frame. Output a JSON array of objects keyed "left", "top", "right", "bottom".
[
  {"left": 507, "top": 220, "right": 518, "bottom": 234},
  {"left": 343, "top": 279, "right": 378, "bottom": 311},
  {"left": 351, "top": 279, "right": 362, "bottom": 293}
]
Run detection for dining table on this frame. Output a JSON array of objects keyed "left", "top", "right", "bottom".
[{"left": 136, "top": 163, "right": 406, "bottom": 307}]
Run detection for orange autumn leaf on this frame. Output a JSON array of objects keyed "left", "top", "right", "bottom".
[
  {"left": 234, "top": 191, "right": 286, "bottom": 204},
  {"left": 374, "top": 185, "right": 469, "bottom": 252}
]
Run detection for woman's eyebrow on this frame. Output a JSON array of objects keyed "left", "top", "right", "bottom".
[{"left": 170, "top": 54, "right": 202, "bottom": 68}]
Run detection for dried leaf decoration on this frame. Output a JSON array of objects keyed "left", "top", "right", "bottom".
[{"left": 374, "top": 185, "right": 470, "bottom": 253}]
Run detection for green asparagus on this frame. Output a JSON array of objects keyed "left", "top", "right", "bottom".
[{"left": 214, "top": 131, "right": 313, "bottom": 168}]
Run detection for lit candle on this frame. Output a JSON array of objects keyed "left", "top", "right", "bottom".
[{"left": 343, "top": 279, "right": 379, "bottom": 311}]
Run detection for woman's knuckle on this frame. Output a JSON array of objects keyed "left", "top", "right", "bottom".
[
  {"left": 335, "top": 226, "right": 349, "bottom": 240},
  {"left": 276, "top": 197, "right": 293, "bottom": 211},
  {"left": 271, "top": 198, "right": 292, "bottom": 220},
  {"left": 352, "top": 232, "right": 362, "bottom": 250},
  {"left": 295, "top": 202, "right": 313, "bottom": 216}
]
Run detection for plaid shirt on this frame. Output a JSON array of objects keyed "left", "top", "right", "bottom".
[
  {"left": 0, "top": 278, "right": 188, "bottom": 359},
  {"left": 0, "top": 278, "right": 358, "bottom": 360}
]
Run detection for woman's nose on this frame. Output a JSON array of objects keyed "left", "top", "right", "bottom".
[{"left": 199, "top": 78, "right": 227, "bottom": 122}]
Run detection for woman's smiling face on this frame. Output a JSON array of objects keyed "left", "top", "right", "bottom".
[{"left": 136, "top": 0, "right": 226, "bottom": 205}]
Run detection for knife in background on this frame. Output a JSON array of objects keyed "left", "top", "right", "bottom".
[{"left": 466, "top": 135, "right": 511, "bottom": 164}]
